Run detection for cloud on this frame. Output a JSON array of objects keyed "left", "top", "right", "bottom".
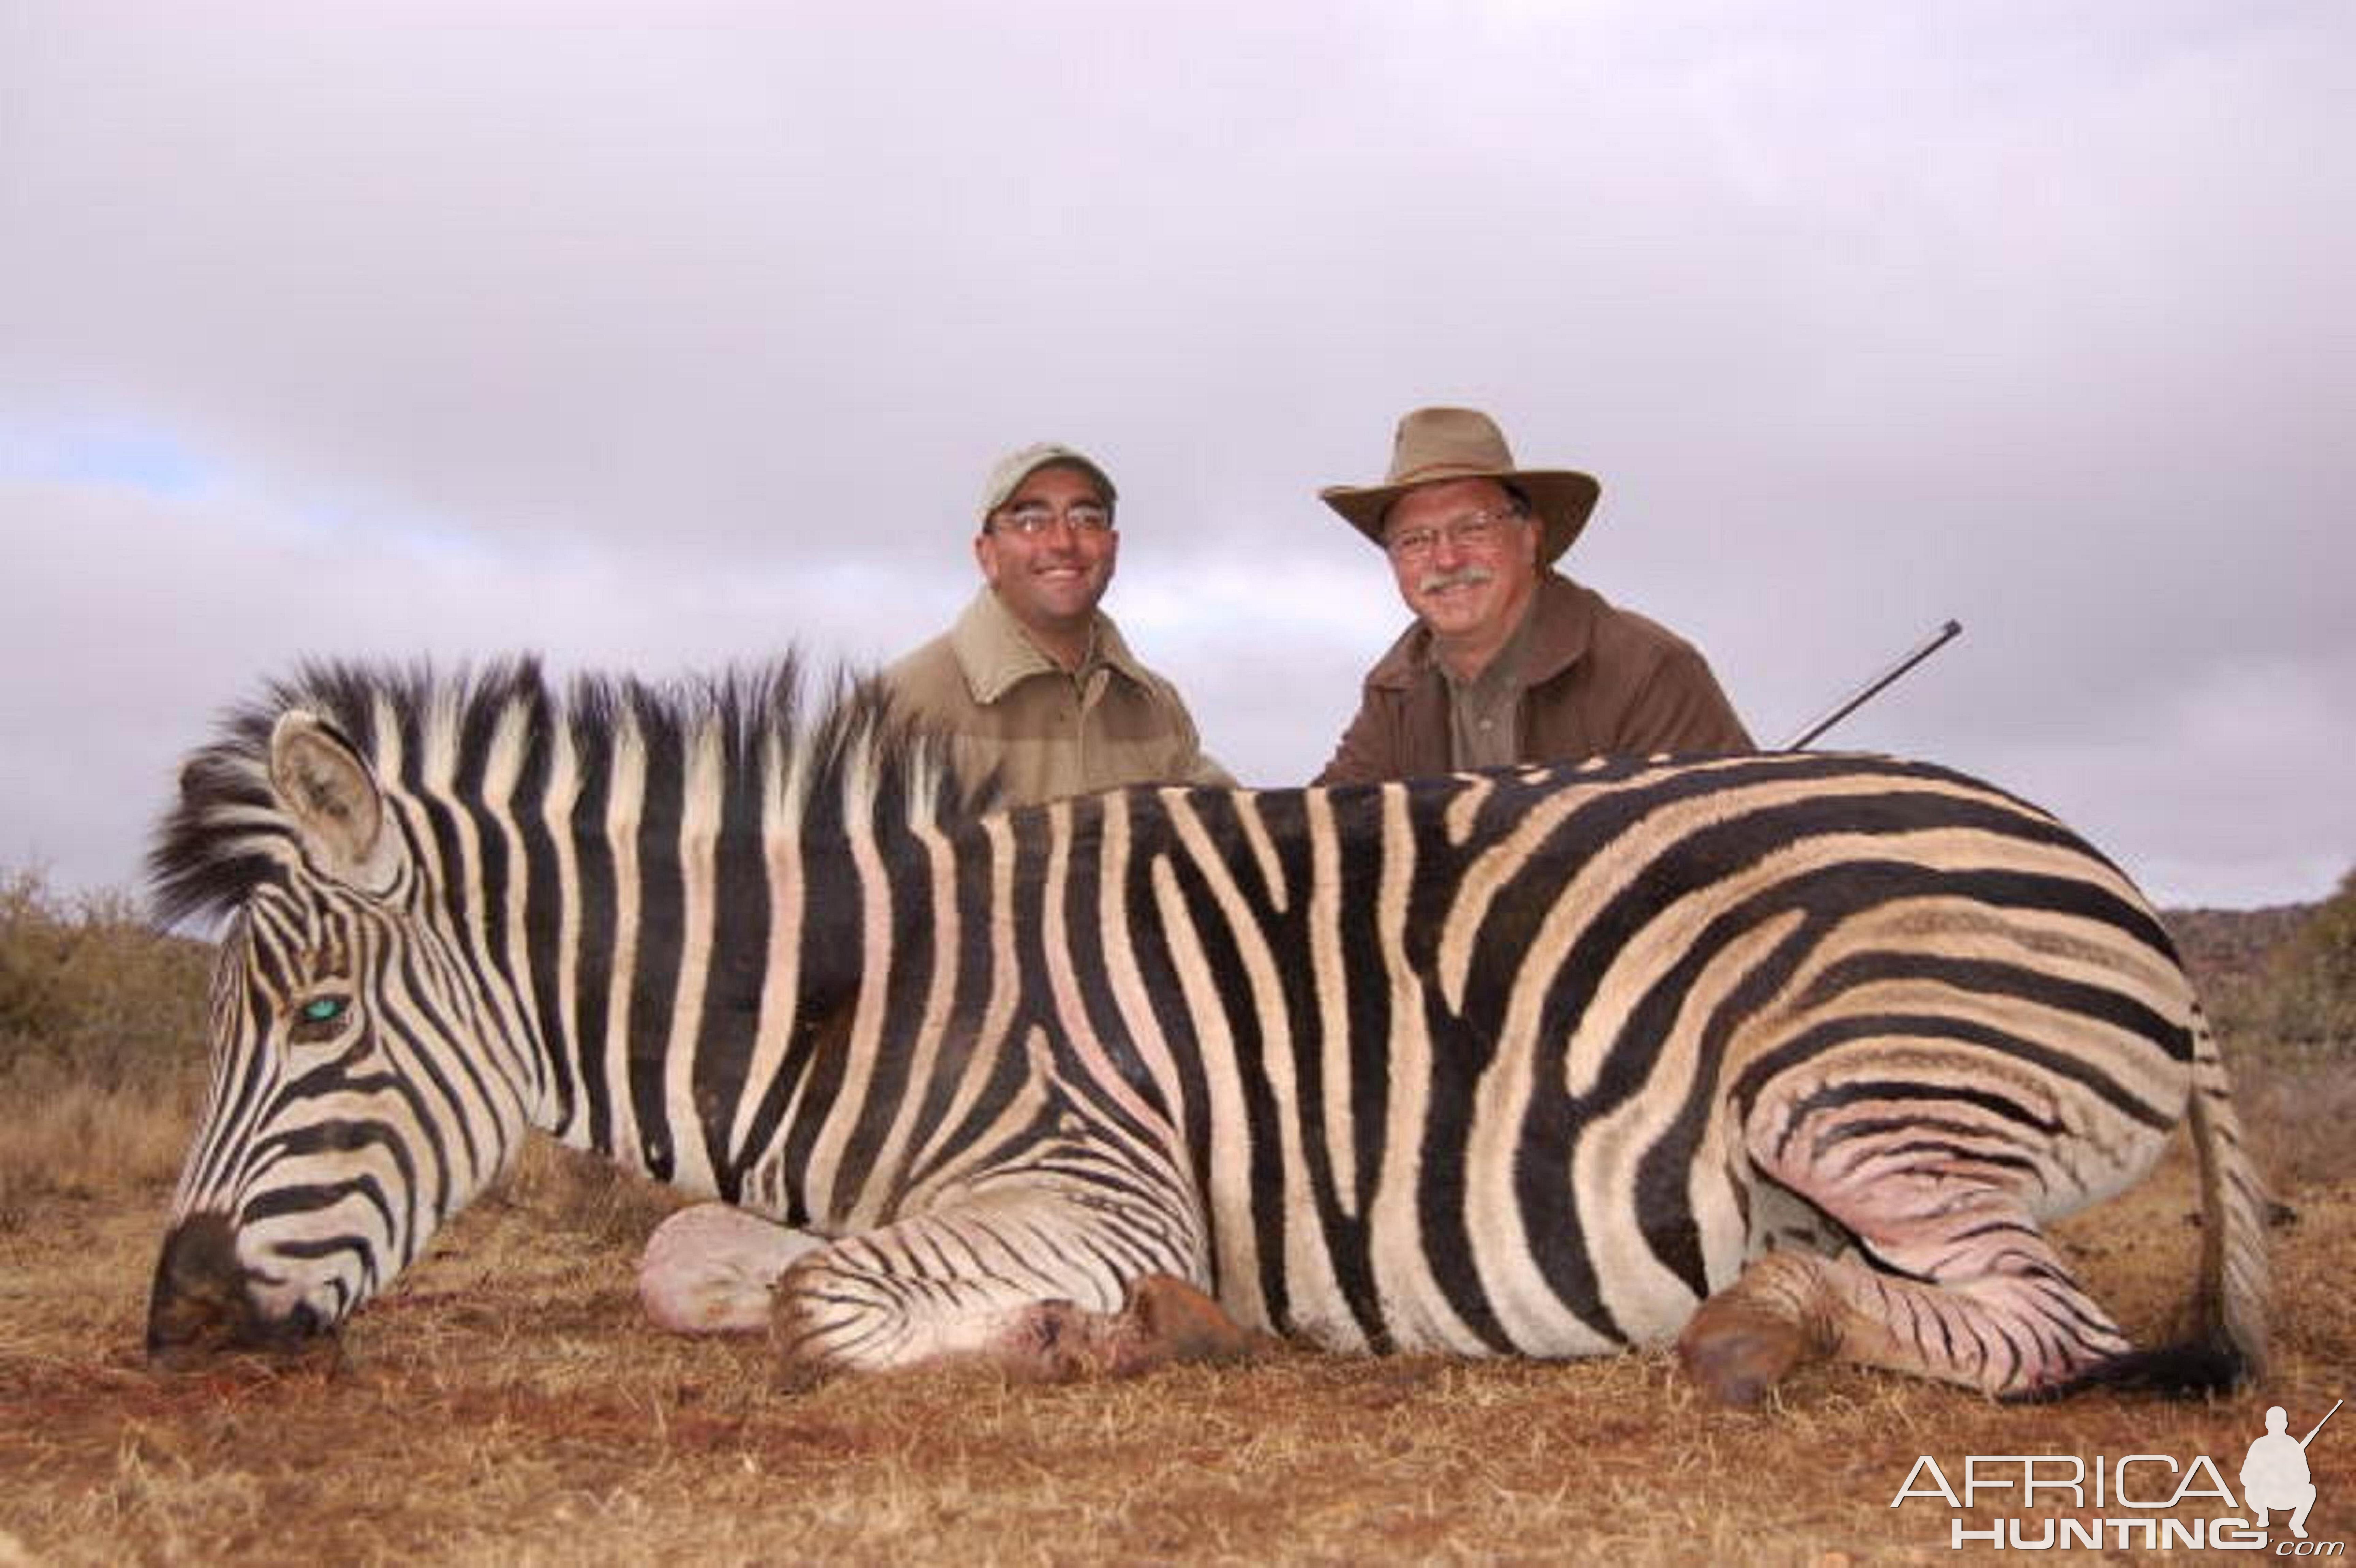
[{"left": 2, "top": 2, "right": 2349, "bottom": 911}]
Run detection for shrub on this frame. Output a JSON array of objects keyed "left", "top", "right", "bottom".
[
  {"left": 2257, "top": 866, "right": 2356, "bottom": 1057},
  {"left": 0, "top": 870, "right": 215, "bottom": 1221},
  {"left": 0, "top": 869, "right": 213, "bottom": 1090}
]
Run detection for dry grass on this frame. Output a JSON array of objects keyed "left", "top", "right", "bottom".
[
  {"left": 2239, "top": 1053, "right": 2356, "bottom": 1192},
  {"left": 0, "top": 1064, "right": 199, "bottom": 1231},
  {"left": 3, "top": 879, "right": 2353, "bottom": 1564}
]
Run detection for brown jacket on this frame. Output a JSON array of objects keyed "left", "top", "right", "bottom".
[
  {"left": 886, "top": 588, "right": 1230, "bottom": 806},
  {"left": 1316, "top": 573, "right": 1751, "bottom": 785}
]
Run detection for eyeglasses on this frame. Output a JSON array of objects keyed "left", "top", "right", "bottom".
[
  {"left": 1384, "top": 505, "right": 1524, "bottom": 562},
  {"left": 992, "top": 502, "right": 1113, "bottom": 538}
]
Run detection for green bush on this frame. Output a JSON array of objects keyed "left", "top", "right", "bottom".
[
  {"left": 0, "top": 869, "right": 214, "bottom": 1091},
  {"left": 2259, "top": 867, "right": 2356, "bottom": 1056}
]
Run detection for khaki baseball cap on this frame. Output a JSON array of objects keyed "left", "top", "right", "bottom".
[{"left": 978, "top": 442, "right": 1118, "bottom": 520}]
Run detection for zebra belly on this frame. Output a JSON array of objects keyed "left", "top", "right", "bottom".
[{"left": 1213, "top": 1159, "right": 1752, "bottom": 1359}]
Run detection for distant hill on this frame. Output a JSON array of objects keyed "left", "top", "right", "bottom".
[{"left": 2161, "top": 903, "right": 2316, "bottom": 997}]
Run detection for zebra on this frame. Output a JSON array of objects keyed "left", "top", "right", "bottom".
[{"left": 145, "top": 657, "right": 2269, "bottom": 1403}]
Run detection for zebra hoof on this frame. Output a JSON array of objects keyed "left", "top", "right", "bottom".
[
  {"left": 1677, "top": 1294, "right": 1807, "bottom": 1407},
  {"left": 995, "top": 1277, "right": 1259, "bottom": 1382},
  {"left": 1114, "top": 1274, "right": 1264, "bottom": 1371}
]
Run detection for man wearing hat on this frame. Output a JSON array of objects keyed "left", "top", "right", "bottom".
[
  {"left": 887, "top": 441, "right": 1229, "bottom": 806},
  {"left": 1316, "top": 406, "right": 1751, "bottom": 784}
]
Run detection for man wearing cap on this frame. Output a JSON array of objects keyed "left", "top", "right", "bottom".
[
  {"left": 1316, "top": 407, "right": 1750, "bottom": 784},
  {"left": 886, "top": 442, "right": 1229, "bottom": 806}
]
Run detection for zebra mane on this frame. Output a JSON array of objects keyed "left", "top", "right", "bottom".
[{"left": 148, "top": 653, "right": 984, "bottom": 929}]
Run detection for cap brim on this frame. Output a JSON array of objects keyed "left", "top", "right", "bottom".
[{"left": 1320, "top": 468, "right": 1600, "bottom": 565}]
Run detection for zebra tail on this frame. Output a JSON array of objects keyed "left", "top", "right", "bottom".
[
  {"left": 2183, "top": 1006, "right": 2271, "bottom": 1384},
  {"left": 2003, "top": 1008, "right": 2271, "bottom": 1405}
]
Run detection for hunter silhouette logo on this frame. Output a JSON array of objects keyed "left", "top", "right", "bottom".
[
  {"left": 2244, "top": 1400, "right": 2339, "bottom": 1540},
  {"left": 1891, "top": 1396, "right": 2347, "bottom": 1551}
]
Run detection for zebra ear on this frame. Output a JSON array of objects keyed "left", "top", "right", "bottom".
[{"left": 268, "top": 710, "right": 400, "bottom": 892}]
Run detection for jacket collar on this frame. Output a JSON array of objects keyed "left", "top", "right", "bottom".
[
  {"left": 1366, "top": 571, "right": 1597, "bottom": 691},
  {"left": 949, "top": 587, "right": 1154, "bottom": 705}
]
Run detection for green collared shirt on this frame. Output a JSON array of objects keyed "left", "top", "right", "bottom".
[{"left": 1440, "top": 598, "right": 1539, "bottom": 772}]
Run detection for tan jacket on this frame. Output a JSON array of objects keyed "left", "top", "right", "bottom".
[
  {"left": 1316, "top": 573, "right": 1751, "bottom": 785},
  {"left": 886, "top": 589, "right": 1230, "bottom": 806}
]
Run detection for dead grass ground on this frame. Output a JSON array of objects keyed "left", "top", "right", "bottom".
[{"left": 3, "top": 1131, "right": 2350, "bottom": 1567}]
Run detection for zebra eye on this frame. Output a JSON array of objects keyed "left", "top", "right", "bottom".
[{"left": 289, "top": 993, "right": 354, "bottom": 1044}]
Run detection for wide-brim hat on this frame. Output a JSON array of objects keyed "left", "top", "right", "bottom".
[{"left": 1320, "top": 407, "right": 1599, "bottom": 565}]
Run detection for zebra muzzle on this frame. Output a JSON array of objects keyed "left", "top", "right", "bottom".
[{"left": 146, "top": 1212, "right": 332, "bottom": 1369}]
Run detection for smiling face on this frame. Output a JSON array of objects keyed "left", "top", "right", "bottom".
[
  {"left": 975, "top": 461, "right": 1119, "bottom": 669},
  {"left": 1382, "top": 477, "right": 1542, "bottom": 679}
]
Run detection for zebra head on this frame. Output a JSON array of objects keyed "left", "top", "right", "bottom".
[{"left": 148, "top": 697, "right": 534, "bottom": 1366}]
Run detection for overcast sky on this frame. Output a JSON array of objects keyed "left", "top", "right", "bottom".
[{"left": 3, "top": 1, "right": 2349, "bottom": 914}]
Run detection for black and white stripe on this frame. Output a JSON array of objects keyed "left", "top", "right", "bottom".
[{"left": 146, "top": 658, "right": 2266, "bottom": 1397}]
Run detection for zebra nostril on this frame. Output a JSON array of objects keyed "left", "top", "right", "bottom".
[
  {"left": 148, "top": 1213, "right": 253, "bottom": 1366},
  {"left": 147, "top": 1212, "right": 342, "bottom": 1366},
  {"left": 147, "top": 1211, "right": 349, "bottom": 1369}
]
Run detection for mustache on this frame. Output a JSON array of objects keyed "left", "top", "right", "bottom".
[{"left": 1417, "top": 565, "right": 1495, "bottom": 595}]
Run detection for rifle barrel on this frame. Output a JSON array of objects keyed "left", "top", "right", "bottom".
[
  {"left": 1782, "top": 619, "right": 1963, "bottom": 752},
  {"left": 2302, "top": 1398, "right": 2342, "bottom": 1448}
]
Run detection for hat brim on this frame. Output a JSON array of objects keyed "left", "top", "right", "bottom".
[{"left": 1320, "top": 467, "right": 1600, "bottom": 565}]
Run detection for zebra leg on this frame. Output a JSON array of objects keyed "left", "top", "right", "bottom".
[
  {"left": 639, "top": 1203, "right": 827, "bottom": 1334},
  {"left": 767, "top": 1185, "right": 1259, "bottom": 1385},
  {"left": 1679, "top": 1171, "right": 2131, "bottom": 1404}
]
